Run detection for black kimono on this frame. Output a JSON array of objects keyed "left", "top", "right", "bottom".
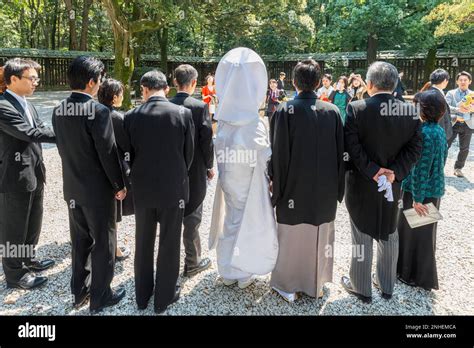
[{"left": 269, "top": 91, "right": 345, "bottom": 226}]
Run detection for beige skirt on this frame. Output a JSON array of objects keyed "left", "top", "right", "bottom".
[{"left": 270, "top": 221, "right": 335, "bottom": 297}]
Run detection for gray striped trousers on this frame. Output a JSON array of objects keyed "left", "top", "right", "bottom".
[{"left": 349, "top": 219, "right": 399, "bottom": 297}]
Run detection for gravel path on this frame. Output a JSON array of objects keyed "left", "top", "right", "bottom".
[{"left": 0, "top": 92, "right": 473, "bottom": 316}]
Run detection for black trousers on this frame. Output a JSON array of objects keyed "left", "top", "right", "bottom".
[
  {"left": 183, "top": 203, "right": 203, "bottom": 268},
  {"left": 134, "top": 205, "right": 183, "bottom": 309},
  {"left": 448, "top": 122, "right": 473, "bottom": 170},
  {"left": 0, "top": 184, "right": 44, "bottom": 283},
  {"left": 68, "top": 199, "right": 117, "bottom": 310}
]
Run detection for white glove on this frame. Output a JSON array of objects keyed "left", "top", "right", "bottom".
[{"left": 377, "top": 175, "right": 394, "bottom": 202}]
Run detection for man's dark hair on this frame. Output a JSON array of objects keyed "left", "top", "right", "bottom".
[
  {"left": 174, "top": 64, "right": 198, "bottom": 88},
  {"left": 67, "top": 55, "right": 104, "bottom": 90},
  {"left": 98, "top": 78, "right": 124, "bottom": 108},
  {"left": 456, "top": 71, "right": 472, "bottom": 81},
  {"left": 322, "top": 73, "right": 332, "bottom": 81},
  {"left": 140, "top": 70, "right": 168, "bottom": 91},
  {"left": 3, "top": 58, "right": 41, "bottom": 85},
  {"left": 430, "top": 69, "right": 450, "bottom": 85},
  {"left": 293, "top": 59, "right": 321, "bottom": 92},
  {"left": 414, "top": 90, "right": 446, "bottom": 123}
]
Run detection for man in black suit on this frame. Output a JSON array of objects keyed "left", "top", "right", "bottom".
[
  {"left": 0, "top": 58, "right": 56, "bottom": 290},
  {"left": 428, "top": 69, "right": 454, "bottom": 140},
  {"left": 342, "top": 62, "right": 422, "bottom": 303},
  {"left": 52, "top": 56, "right": 127, "bottom": 313},
  {"left": 170, "top": 64, "right": 214, "bottom": 277},
  {"left": 124, "top": 70, "right": 194, "bottom": 314},
  {"left": 277, "top": 72, "right": 286, "bottom": 91}
]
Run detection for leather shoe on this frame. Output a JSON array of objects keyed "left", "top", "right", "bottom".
[
  {"left": 6, "top": 272, "right": 48, "bottom": 290},
  {"left": 155, "top": 286, "right": 181, "bottom": 314},
  {"left": 372, "top": 274, "right": 392, "bottom": 300},
  {"left": 183, "top": 258, "right": 211, "bottom": 277},
  {"left": 90, "top": 287, "right": 126, "bottom": 313},
  {"left": 26, "top": 259, "right": 55, "bottom": 272},
  {"left": 341, "top": 276, "right": 372, "bottom": 304}
]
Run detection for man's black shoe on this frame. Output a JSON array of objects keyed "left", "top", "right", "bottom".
[
  {"left": 183, "top": 258, "right": 212, "bottom": 277},
  {"left": 26, "top": 259, "right": 55, "bottom": 272},
  {"left": 6, "top": 272, "right": 47, "bottom": 290},
  {"left": 155, "top": 286, "right": 181, "bottom": 314},
  {"left": 90, "top": 287, "right": 126, "bottom": 313}
]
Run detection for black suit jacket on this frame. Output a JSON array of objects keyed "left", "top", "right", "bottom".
[
  {"left": 0, "top": 91, "right": 56, "bottom": 193},
  {"left": 428, "top": 86, "right": 454, "bottom": 140},
  {"left": 344, "top": 93, "right": 422, "bottom": 241},
  {"left": 124, "top": 95, "right": 194, "bottom": 210},
  {"left": 52, "top": 92, "right": 125, "bottom": 207},
  {"left": 170, "top": 92, "right": 213, "bottom": 216}
]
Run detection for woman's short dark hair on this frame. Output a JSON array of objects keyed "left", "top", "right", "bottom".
[
  {"left": 456, "top": 71, "right": 472, "bottom": 81},
  {"left": 98, "top": 78, "right": 124, "bottom": 108},
  {"left": 67, "top": 55, "right": 104, "bottom": 90},
  {"left": 3, "top": 58, "right": 41, "bottom": 85},
  {"left": 293, "top": 59, "right": 321, "bottom": 92},
  {"left": 413, "top": 90, "right": 446, "bottom": 123},
  {"left": 430, "top": 69, "right": 449, "bottom": 85}
]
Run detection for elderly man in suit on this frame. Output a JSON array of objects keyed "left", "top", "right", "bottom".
[
  {"left": 52, "top": 56, "right": 127, "bottom": 313},
  {"left": 0, "top": 58, "right": 56, "bottom": 290},
  {"left": 170, "top": 64, "right": 214, "bottom": 277},
  {"left": 124, "top": 70, "right": 194, "bottom": 314},
  {"left": 342, "top": 61, "right": 422, "bottom": 303}
]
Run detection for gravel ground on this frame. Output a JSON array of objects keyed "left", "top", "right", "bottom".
[{"left": 0, "top": 92, "right": 473, "bottom": 316}]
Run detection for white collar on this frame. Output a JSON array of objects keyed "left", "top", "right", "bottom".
[
  {"left": 5, "top": 89, "right": 27, "bottom": 108},
  {"left": 370, "top": 91, "right": 393, "bottom": 97}
]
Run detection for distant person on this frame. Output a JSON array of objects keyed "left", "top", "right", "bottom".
[
  {"left": 329, "top": 76, "right": 351, "bottom": 124},
  {"left": 393, "top": 71, "right": 406, "bottom": 101},
  {"left": 277, "top": 72, "right": 286, "bottom": 91},
  {"left": 266, "top": 79, "right": 281, "bottom": 117},
  {"left": 202, "top": 74, "right": 217, "bottom": 120},
  {"left": 316, "top": 73, "right": 334, "bottom": 102},
  {"left": 425, "top": 69, "right": 454, "bottom": 140},
  {"left": 348, "top": 73, "right": 369, "bottom": 101},
  {"left": 446, "top": 71, "right": 474, "bottom": 178}
]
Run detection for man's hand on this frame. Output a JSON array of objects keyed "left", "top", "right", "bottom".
[
  {"left": 207, "top": 168, "right": 215, "bottom": 180},
  {"left": 459, "top": 104, "right": 470, "bottom": 113},
  {"left": 115, "top": 188, "right": 127, "bottom": 201},
  {"left": 413, "top": 202, "right": 429, "bottom": 217},
  {"left": 373, "top": 167, "right": 394, "bottom": 183}
]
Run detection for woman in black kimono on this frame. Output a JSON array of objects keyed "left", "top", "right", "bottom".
[{"left": 98, "top": 79, "right": 134, "bottom": 261}]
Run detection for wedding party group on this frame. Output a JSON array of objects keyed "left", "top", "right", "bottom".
[{"left": 0, "top": 46, "right": 472, "bottom": 314}]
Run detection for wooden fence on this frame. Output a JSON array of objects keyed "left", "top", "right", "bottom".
[{"left": 1, "top": 48, "right": 472, "bottom": 93}]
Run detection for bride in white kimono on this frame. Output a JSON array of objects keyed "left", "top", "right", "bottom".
[{"left": 209, "top": 47, "right": 278, "bottom": 289}]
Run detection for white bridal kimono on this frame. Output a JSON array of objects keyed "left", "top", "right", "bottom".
[{"left": 209, "top": 47, "right": 278, "bottom": 280}]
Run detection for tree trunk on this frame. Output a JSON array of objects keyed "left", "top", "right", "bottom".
[
  {"left": 64, "top": 0, "right": 78, "bottom": 50},
  {"left": 157, "top": 28, "right": 169, "bottom": 75},
  {"left": 113, "top": 28, "right": 135, "bottom": 109},
  {"left": 367, "top": 33, "right": 378, "bottom": 65},
  {"left": 51, "top": 1, "right": 58, "bottom": 50},
  {"left": 80, "top": 0, "right": 93, "bottom": 51},
  {"left": 424, "top": 47, "right": 437, "bottom": 85}
]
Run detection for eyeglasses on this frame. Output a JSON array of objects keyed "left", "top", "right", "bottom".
[{"left": 21, "top": 75, "right": 40, "bottom": 83}]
